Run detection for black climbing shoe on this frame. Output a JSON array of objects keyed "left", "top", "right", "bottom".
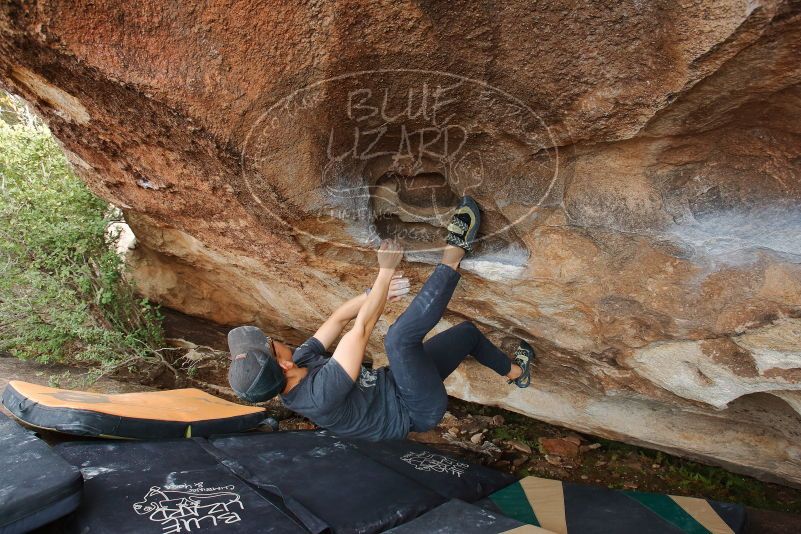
[
  {"left": 508, "top": 340, "right": 534, "bottom": 388},
  {"left": 446, "top": 196, "right": 481, "bottom": 253}
]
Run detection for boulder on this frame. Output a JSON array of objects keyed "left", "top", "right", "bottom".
[{"left": 1, "top": 1, "right": 800, "bottom": 485}]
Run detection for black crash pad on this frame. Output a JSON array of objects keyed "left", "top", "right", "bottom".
[
  {"left": 0, "top": 413, "right": 82, "bottom": 534},
  {"left": 348, "top": 437, "right": 512, "bottom": 502},
  {"left": 55, "top": 439, "right": 306, "bottom": 533},
  {"left": 209, "top": 430, "right": 515, "bottom": 533},
  {"left": 209, "top": 431, "right": 441, "bottom": 533},
  {"left": 384, "top": 499, "right": 531, "bottom": 533},
  {"left": 54, "top": 430, "right": 515, "bottom": 534}
]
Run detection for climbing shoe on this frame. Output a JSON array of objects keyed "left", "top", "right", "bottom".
[
  {"left": 446, "top": 196, "right": 481, "bottom": 253},
  {"left": 508, "top": 340, "right": 534, "bottom": 388}
]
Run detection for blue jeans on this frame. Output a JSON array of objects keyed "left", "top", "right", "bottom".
[{"left": 384, "top": 264, "right": 512, "bottom": 432}]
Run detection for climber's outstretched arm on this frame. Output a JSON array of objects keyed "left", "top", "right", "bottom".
[
  {"left": 331, "top": 240, "right": 404, "bottom": 380},
  {"left": 313, "top": 293, "right": 368, "bottom": 350},
  {"left": 313, "top": 274, "right": 409, "bottom": 351}
]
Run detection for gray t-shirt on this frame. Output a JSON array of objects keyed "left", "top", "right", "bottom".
[{"left": 280, "top": 337, "right": 410, "bottom": 441}]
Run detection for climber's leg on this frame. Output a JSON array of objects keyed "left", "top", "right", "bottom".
[
  {"left": 422, "top": 321, "right": 512, "bottom": 380},
  {"left": 385, "top": 263, "right": 461, "bottom": 432},
  {"left": 384, "top": 195, "right": 482, "bottom": 432}
]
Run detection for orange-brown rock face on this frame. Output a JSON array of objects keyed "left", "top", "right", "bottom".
[{"left": 2, "top": 1, "right": 800, "bottom": 485}]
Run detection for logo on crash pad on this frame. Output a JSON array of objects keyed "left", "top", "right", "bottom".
[
  {"left": 400, "top": 451, "right": 469, "bottom": 478},
  {"left": 133, "top": 483, "right": 244, "bottom": 533}
]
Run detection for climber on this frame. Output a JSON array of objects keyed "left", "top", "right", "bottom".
[{"left": 227, "top": 196, "right": 534, "bottom": 441}]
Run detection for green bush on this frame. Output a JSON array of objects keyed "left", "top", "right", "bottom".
[{"left": 0, "top": 93, "right": 165, "bottom": 381}]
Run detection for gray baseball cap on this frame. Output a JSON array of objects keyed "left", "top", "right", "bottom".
[{"left": 227, "top": 326, "right": 286, "bottom": 403}]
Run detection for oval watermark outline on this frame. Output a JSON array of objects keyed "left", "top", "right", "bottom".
[{"left": 240, "top": 68, "right": 560, "bottom": 254}]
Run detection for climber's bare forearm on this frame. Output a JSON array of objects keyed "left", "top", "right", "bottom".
[
  {"left": 331, "top": 268, "right": 394, "bottom": 380},
  {"left": 356, "top": 268, "right": 393, "bottom": 336},
  {"left": 313, "top": 292, "right": 368, "bottom": 350}
]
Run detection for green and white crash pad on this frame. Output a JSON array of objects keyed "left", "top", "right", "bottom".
[
  {"left": 486, "top": 476, "right": 747, "bottom": 534},
  {"left": 2, "top": 380, "right": 266, "bottom": 439}
]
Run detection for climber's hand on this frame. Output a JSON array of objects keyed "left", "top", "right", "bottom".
[
  {"left": 377, "top": 239, "right": 403, "bottom": 270},
  {"left": 387, "top": 272, "right": 410, "bottom": 302}
]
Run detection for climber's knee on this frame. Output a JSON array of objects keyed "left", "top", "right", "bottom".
[
  {"left": 384, "top": 321, "right": 407, "bottom": 352},
  {"left": 455, "top": 320, "right": 480, "bottom": 341},
  {"left": 385, "top": 315, "right": 423, "bottom": 353},
  {"left": 457, "top": 320, "right": 477, "bottom": 332}
]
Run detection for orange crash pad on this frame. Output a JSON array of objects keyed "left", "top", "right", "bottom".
[{"left": 2, "top": 380, "right": 266, "bottom": 439}]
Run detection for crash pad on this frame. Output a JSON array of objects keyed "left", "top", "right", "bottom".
[
  {"left": 348, "top": 437, "right": 514, "bottom": 502},
  {"left": 209, "top": 430, "right": 515, "bottom": 532},
  {"left": 2, "top": 380, "right": 266, "bottom": 439},
  {"left": 487, "top": 476, "right": 747, "bottom": 534},
  {"left": 54, "top": 430, "right": 515, "bottom": 533},
  {"left": 55, "top": 439, "right": 305, "bottom": 533},
  {"left": 384, "top": 499, "right": 553, "bottom": 533},
  {"left": 209, "top": 430, "right": 443, "bottom": 532},
  {"left": 0, "top": 413, "right": 82, "bottom": 534}
]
